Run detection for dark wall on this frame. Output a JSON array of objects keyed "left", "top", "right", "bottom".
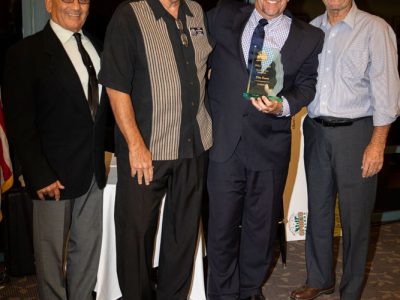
[
  {"left": 197, "top": 0, "right": 218, "bottom": 11},
  {"left": 0, "top": 0, "right": 21, "bottom": 84},
  {"left": 85, "top": 1, "right": 123, "bottom": 42}
]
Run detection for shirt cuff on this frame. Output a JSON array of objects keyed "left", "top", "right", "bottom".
[
  {"left": 372, "top": 112, "right": 397, "bottom": 127},
  {"left": 277, "top": 96, "right": 291, "bottom": 117}
]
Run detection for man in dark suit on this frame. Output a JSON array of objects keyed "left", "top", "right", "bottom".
[
  {"left": 206, "top": 0, "right": 324, "bottom": 299},
  {"left": 1, "top": 0, "right": 108, "bottom": 299}
]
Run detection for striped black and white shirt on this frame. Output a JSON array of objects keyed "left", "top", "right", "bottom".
[{"left": 99, "top": 0, "right": 213, "bottom": 160}]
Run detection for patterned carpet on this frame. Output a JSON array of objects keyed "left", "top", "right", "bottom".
[
  {"left": 0, "top": 222, "right": 399, "bottom": 299},
  {"left": 263, "top": 222, "right": 400, "bottom": 299}
]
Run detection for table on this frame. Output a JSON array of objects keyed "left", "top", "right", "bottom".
[{"left": 95, "top": 156, "right": 206, "bottom": 300}]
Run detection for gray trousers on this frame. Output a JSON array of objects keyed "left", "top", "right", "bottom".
[
  {"left": 303, "top": 116, "right": 377, "bottom": 300},
  {"left": 33, "top": 178, "right": 103, "bottom": 300}
]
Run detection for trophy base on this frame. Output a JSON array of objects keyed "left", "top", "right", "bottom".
[{"left": 242, "top": 92, "right": 283, "bottom": 103}]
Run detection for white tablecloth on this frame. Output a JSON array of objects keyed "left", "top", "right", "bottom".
[{"left": 95, "top": 157, "right": 206, "bottom": 300}]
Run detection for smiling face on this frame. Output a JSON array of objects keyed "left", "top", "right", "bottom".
[
  {"left": 45, "top": 0, "right": 89, "bottom": 32},
  {"left": 255, "top": 0, "right": 289, "bottom": 20}
]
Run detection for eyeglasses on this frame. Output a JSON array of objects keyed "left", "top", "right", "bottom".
[
  {"left": 175, "top": 19, "right": 189, "bottom": 48},
  {"left": 61, "top": 0, "right": 90, "bottom": 4}
]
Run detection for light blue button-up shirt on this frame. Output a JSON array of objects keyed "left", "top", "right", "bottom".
[{"left": 309, "top": 2, "right": 400, "bottom": 126}]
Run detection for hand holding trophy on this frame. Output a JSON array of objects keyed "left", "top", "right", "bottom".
[{"left": 243, "top": 46, "right": 284, "bottom": 103}]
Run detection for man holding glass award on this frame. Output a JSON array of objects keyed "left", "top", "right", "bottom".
[{"left": 206, "top": 0, "right": 324, "bottom": 299}]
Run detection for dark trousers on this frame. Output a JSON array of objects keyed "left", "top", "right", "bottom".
[
  {"left": 115, "top": 153, "right": 206, "bottom": 300},
  {"left": 303, "top": 116, "right": 377, "bottom": 300},
  {"left": 207, "top": 142, "right": 287, "bottom": 300}
]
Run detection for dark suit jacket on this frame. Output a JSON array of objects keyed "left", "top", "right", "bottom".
[
  {"left": 2, "top": 23, "right": 109, "bottom": 199},
  {"left": 207, "top": 0, "right": 324, "bottom": 171}
]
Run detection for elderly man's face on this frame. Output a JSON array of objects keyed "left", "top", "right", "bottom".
[
  {"left": 45, "top": 0, "right": 89, "bottom": 32},
  {"left": 322, "top": 0, "right": 352, "bottom": 13},
  {"left": 255, "top": 0, "right": 289, "bottom": 20}
]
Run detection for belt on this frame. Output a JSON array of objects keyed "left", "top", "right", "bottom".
[{"left": 312, "top": 116, "right": 370, "bottom": 127}]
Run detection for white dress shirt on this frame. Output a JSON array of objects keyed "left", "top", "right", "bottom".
[{"left": 50, "top": 20, "right": 102, "bottom": 102}]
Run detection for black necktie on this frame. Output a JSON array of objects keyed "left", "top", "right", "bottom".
[
  {"left": 73, "top": 32, "right": 99, "bottom": 120},
  {"left": 248, "top": 19, "right": 268, "bottom": 72}
]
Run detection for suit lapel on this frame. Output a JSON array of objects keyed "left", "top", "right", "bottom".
[
  {"left": 43, "top": 23, "right": 94, "bottom": 122},
  {"left": 233, "top": 5, "right": 254, "bottom": 73},
  {"left": 280, "top": 16, "right": 300, "bottom": 69}
]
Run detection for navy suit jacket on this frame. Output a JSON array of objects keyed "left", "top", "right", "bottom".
[
  {"left": 207, "top": 0, "right": 324, "bottom": 171},
  {"left": 2, "top": 23, "right": 109, "bottom": 199}
]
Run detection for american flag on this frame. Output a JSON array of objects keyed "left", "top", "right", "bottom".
[{"left": 0, "top": 93, "right": 13, "bottom": 221}]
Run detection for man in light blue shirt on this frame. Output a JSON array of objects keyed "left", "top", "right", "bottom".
[{"left": 291, "top": 1, "right": 399, "bottom": 300}]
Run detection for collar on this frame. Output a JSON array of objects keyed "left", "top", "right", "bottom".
[
  {"left": 321, "top": 1, "right": 357, "bottom": 30},
  {"left": 342, "top": 1, "right": 357, "bottom": 29},
  {"left": 49, "top": 19, "right": 83, "bottom": 44},
  {"left": 147, "top": 0, "right": 193, "bottom": 21}
]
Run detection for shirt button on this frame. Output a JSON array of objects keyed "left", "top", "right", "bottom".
[
  {"left": 186, "top": 61, "right": 189, "bottom": 65},
  {"left": 188, "top": 138, "right": 192, "bottom": 143},
  {"left": 191, "top": 102, "right": 195, "bottom": 106},
  {"left": 327, "top": 50, "right": 331, "bottom": 54},
  {"left": 323, "top": 84, "right": 327, "bottom": 88},
  {"left": 189, "top": 81, "right": 194, "bottom": 85},
  {"left": 326, "top": 67, "right": 330, "bottom": 71}
]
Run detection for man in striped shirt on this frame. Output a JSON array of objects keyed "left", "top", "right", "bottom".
[
  {"left": 291, "top": 1, "right": 400, "bottom": 300},
  {"left": 99, "top": 0, "right": 212, "bottom": 299}
]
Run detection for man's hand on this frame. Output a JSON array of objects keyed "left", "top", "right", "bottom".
[
  {"left": 251, "top": 96, "right": 283, "bottom": 115},
  {"left": 106, "top": 87, "right": 154, "bottom": 186},
  {"left": 362, "top": 143, "right": 385, "bottom": 178},
  {"left": 361, "top": 124, "right": 391, "bottom": 178},
  {"left": 37, "top": 180, "right": 65, "bottom": 200},
  {"left": 129, "top": 143, "right": 153, "bottom": 185}
]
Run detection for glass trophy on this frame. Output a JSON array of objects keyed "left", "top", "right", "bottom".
[{"left": 243, "top": 46, "right": 284, "bottom": 102}]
